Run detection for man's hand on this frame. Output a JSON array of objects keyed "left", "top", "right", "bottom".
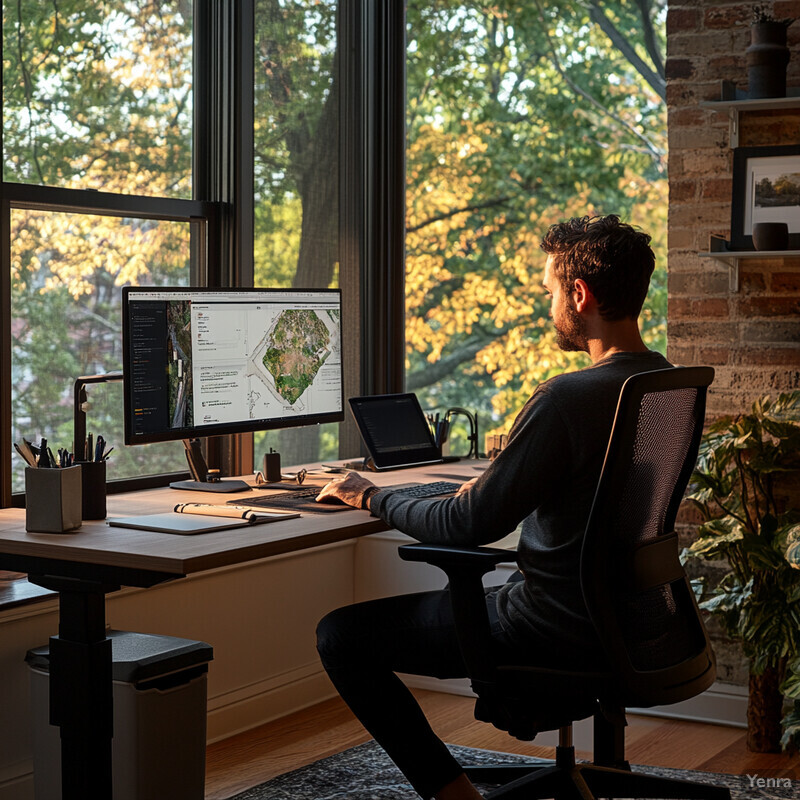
[
  {"left": 316, "top": 472, "right": 377, "bottom": 508},
  {"left": 456, "top": 477, "right": 478, "bottom": 495}
]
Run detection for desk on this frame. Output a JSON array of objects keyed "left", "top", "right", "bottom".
[{"left": 0, "top": 461, "right": 486, "bottom": 799}]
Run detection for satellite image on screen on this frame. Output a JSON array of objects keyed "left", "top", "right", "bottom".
[
  {"left": 262, "top": 309, "right": 332, "bottom": 404},
  {"left": 167, "top": 300, "right": 193, "bottom": 428}
]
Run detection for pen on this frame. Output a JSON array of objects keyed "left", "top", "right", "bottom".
[
  {"left": 95, "top": 435, "right": 105, "bottom": 463},
  {"left": 87, "top": 432, "right": 93, "bottom": 463},
  {"left": 102, "top": 447, "right": 114, "bottom": 461}
]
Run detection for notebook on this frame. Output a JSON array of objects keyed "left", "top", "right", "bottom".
[
  {"left": 109, "top": 506, "right": 298, "bottom": 534},
  {"left": 349, "top": 393, "right": 443, "bottom": 470}
]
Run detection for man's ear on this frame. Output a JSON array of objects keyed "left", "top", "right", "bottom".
[{"left": 572, "top": 278, "right": 594, "bottom": 312}]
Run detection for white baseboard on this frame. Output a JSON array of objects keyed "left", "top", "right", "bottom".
[
  {"left": 403, "top": 675, "right": 748, "bottom": 729},
  {"left": 207, "top": 662, "right": 336, "bottom": 744}
]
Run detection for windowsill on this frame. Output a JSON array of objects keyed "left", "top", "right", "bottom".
[{"left": 0, "top": 574, "right": 57, "bottom": 610}]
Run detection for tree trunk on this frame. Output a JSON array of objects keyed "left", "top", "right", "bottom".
[{"left": 747, "top": 663, "right": 786, "bottom": 752}]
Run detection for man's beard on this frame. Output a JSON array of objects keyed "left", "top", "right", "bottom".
[{"left": 554, "top": 299, "right": 588, "bottom": 352}]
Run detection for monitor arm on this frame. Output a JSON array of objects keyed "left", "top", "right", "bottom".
[{"left": 73, "top": 372, "right": 124, "bottom": 461}]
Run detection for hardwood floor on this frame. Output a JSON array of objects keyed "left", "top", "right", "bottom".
[{"left": 204, "top": 689, "right": 800, "bottom": 799}]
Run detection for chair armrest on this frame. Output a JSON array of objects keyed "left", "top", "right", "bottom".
[
  {"left": 398, "top": 543, "right": 515, "bottom": 578},
  {"left": 398, "top": 543, "right": 517, "bottom": 682}
]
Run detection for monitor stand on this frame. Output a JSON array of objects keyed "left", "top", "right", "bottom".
[{"left": 170, "top": 439, "right": 252, "bottom": 493}]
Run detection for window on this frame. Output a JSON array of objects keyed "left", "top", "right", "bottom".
[
  {"left": 405, "top": 2, "right": 667, "bottom": 453},
  {"left": 2, "top": 1, "right": 208, "bottom": 504},
  {"left": 1, "top": 0, "right": 392, "bottom": 504}
]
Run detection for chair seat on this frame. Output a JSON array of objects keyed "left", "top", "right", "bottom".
[{"left": 472, "top": 666, "right": 617, "bottom": 740}]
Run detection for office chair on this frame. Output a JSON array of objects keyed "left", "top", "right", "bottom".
[{"left": 400, "top": 366, "right": 731, "bottom": 800}]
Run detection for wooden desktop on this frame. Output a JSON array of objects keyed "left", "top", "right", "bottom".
[{"left": 0, "top": 460, "right": 486, "bottom": 800}]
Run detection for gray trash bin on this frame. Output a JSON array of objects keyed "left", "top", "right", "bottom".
[{"left": 26, "top": 629, "right": 213, "bottom": 800}]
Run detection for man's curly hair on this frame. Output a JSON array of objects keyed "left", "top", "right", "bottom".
[{"left": 540, "top": 215, "right": 655, "bottom": 321}]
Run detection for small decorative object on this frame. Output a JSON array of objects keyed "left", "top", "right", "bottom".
[
  {"left": 752, "top": 221, "right": 789, "bottom": 249},
  {"left": 730, "top": 144, "right": 800, "bottom": 249},
  {"left": 747, "top": 4, "right": 792, "bottom": 98}
]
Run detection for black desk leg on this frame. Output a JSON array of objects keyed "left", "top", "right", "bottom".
[{"left": 30, "top": 576, "right": 119, "bottom": 800}]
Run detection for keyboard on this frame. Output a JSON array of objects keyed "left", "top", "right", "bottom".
[{"left": 226, "top": 480, "right": 462, "bottom": 513}]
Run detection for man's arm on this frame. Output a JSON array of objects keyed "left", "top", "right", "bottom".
[{"left": 317, "top": 388, "right": 570, "bottom": 548}]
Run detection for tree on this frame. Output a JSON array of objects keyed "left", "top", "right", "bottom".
[
  {"left": 4, "top": 1, "right": 193, "bottom": 488},
  {"left": 404, "top": 0, "right": 667, "bottom": 442}
]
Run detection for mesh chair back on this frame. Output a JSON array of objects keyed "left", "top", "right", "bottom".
[{"left": 580, "top": 367, "right": 716, "bottom": 708}]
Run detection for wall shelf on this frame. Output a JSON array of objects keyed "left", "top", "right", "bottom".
[
  {"left": 699, "top": 249, "right": 800, "bottom": 292},
  {"left": 699, "top": 92, "right": 800, "bottom": 147}
]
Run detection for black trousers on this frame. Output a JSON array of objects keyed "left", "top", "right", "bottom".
[{"left": 316, "top": 585, "right": 526, "bottom": 799}]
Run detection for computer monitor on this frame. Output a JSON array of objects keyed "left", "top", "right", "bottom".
[{"left": 122, "top": 286, "right": 343, "bottom": 488}]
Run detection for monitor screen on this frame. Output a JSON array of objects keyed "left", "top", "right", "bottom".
[{"left": 122, "top": 287, "right": 343, "bottom": 445}]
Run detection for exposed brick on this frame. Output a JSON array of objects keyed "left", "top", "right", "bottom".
[
  {"left": 668, "top": 297, "right": 692, "bottom": 317},
  {"left": 774, "top": 2, "right": 800, "bottom": 22},
  {"left": 665, "top": 343, "right": 696, "bottom": 365},
  {"left": 701, "top": 177, "right": 732, "bottom": 201},
  {"left": 739, "top": 269, "right": 767, "bottom": 292},
  {"left": 704, "top": 5, "right": 751, "bottom": 29},
  {"left": 667, "top": 227, "right": 697, "bottom": 250},
  {"left": 737, "top": 296, "right": 800, "bottom": 316},
  {"left": 666, "top": 57, "right": 695, "bottom": 81},
  {"left": 668, "top": 321, "right": 739, "bottom": 342},
  {"left": 697, "top": 346, "right": 732, "bottom": 365},
  {"left": 733, "top": 347, "right": 800, "bottom": 367},
  {"left": 668, "top": 106, "right": 707, "bottom": 127},
  {"left": 738, "top": 113, "right": 800, "bottom": 147},
  {"left": 669, "top": 30, "right": 739, "bottom": 59},
  {"left": 670, "top": 125, "right": 727, "bottom": 150},
  {"left": 772, "top": 272, "right": 800, "bottom": 291},
  {"left": 740, "top": 321, "right": 800, "bottom": 342},
  {"left": 667, "top": 7, "right": 699, "bottom": 35},
  {"left": 705, "top": 55, "right": 742, "bottom": 81},
  {"left": 669, "top": 269, "right": 730, "bottom": 295},
  {"left": 680, "top": 149, "right": 730, "bottom": 178},
  {"left": 668, "top": 202, "right": 729, "bottom": 229},
  {"left": 669, "top": 179, "right": 697, "bottom": 203},
  {"left": 693, "top": 298, "right": 730, "bottom": 317}
]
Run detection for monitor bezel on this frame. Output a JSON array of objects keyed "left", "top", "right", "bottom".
[{"left": 122, "top": 286, "right": 344, "bottom": 446}]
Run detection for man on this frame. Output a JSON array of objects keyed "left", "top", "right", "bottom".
[{"left": 315, "top": 214, "right": 670, "bottom": 800}]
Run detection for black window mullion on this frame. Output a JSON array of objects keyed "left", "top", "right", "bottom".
[{"left": 194, "top": 0, "right": 254, "bottom": 476}]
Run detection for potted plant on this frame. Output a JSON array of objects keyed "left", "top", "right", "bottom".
[
  {"left": 685, "top": 390, "right": 800, "bottom": 752},
  {"left": 747, "top": 3, "right": 793, "bottom": 98}
]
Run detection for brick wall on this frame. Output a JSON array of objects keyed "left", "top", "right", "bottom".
[
  {"left": 667, "top": 0, "right": 800, "bottom": 686},
  {"left": 667, "top": 0, "right": 800, "bottom": 417}
]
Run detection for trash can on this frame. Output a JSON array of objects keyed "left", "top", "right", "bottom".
[{"left": 26, "top": 629, "right": 213, "bottom": 800}]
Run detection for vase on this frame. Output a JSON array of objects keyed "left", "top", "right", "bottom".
[
  {"left": 752, "top": 221, "right": 789, "bottom": 250},
  {"left": 747, "top": 21, "right": 790, "bottom": 99},
  {"left": 747, "top": 662, "right": 786, "bottom": 752}
]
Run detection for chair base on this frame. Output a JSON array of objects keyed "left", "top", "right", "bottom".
[{"left": 465, "top": 759, "right": 732, "bottom": 800}]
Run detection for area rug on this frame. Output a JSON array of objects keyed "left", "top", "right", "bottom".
[{"left": 229, "top": 739, "right": 796, "bottom": 799}]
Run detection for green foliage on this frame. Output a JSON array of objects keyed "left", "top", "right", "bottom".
[
  {"left": 685, "top": 391, "right": 800, "bottom": 748},
  {"left": 4, "top": 3, "right": 194, "bottom": 489},
  {"left": 405, "top": 0, "right": 668, "bottom": 430}
]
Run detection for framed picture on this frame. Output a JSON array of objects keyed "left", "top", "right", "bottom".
[{"left": 731, "top": 144, "right": 800, "bottom": 250}]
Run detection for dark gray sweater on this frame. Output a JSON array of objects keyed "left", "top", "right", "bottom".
[{"left": 371, "top": 350, "right": 672, "bottom": 660}]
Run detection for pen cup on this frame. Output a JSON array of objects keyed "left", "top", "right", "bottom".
[
  {"left": 79, "top": 460, "right": 107, "bottom": 520},
  {"left": 25, "top": 466, "right": 82, "bottom": 533}
]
